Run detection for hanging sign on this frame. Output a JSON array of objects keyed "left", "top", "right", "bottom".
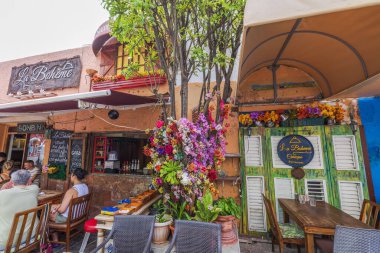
[
  {"left": 277, "top": 135, "right": 314, "bottom": 167},
  {"left": 17, "top": 122, "right": 46, "bottom": 133},
  {"left": 8, "top": 56, "right": 82, "bottom": 95}
]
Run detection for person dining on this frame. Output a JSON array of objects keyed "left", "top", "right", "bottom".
[
  {"left": 0, "top": 152, "right": 7, "bottom": 173},
  {"left": 0, "top": 161, "right": 13, "bottom": 184},
  {"left": 24, "top": 160, "right": 41, "bottom": 187},
  {"left": 0, "top": 170, "right": 39, "bottom": 250},
  {"left": 49, "top": 168, "right": 88, "bottom": 240}
]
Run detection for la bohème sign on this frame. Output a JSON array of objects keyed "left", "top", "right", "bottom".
[
  {"left": 277, "top": 135, "right": 314, "bottom": 167},
  {"left": 7, "top": 56, "right": 82, "bottom": 94}
]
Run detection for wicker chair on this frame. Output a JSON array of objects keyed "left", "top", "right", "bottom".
[
  {"left": 91, "top": 215, "right": 155, "bottom": 253},
  {"left": 165, "top": 220, "right": 222, "bottom": 253},
  {"left": 333, "top": 226, "right": 380, "bottom": 253}
]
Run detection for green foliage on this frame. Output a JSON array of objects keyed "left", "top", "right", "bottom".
[
  {"left": 156, "top": 213, "right": 172, "bottom": 223},
  {"left": 122, "top": 61, "right": 140, "bottom": 79},
  {"left": 194, "top": 190, "right": 221, "bottom": 222},
  {"left": 215, "top": 197, "right": 241, "bottom": 219},
  {"left": 160, "top": 161, "right": 181, "bottom": 185},
  {"left": 167, "top": 199, "right": 191, "bottom": 220}
]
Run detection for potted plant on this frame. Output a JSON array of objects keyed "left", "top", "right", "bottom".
[
  {"left": 167, "top": 199, "right": 191, "bottom": 235},
  {"left": 215, "top": 197, "right": 241, "bottom": 245},
  {"left": 153, "top": 212, "right": 173, "bottom": 244},
  {"left": 194, "top": 190, "right": 221, "bottom": 222}
]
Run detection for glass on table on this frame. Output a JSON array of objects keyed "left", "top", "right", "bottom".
[{"left": 309, "top": 196, "right": 316, "bottom": 207}]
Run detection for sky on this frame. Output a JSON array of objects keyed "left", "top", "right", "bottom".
[{"left": 0, "top": 0, "right": 109, "bottom": 62}]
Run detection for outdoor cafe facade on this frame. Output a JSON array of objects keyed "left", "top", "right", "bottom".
[
  {"left": 235, "top": 0, "right": 380, "bottom": 243},
  {"left": 0, "top": 22, "right": 241, "bottom": 215}
]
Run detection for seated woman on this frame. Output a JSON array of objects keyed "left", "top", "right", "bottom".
[
  {"left": 49, "top": 168, "right": 89, "bottom": 242},
  {"left": 50, "top": 168, "right": 89, "bottom": 224},
  {"left": 0, "top": 161, "right": 13, "bottom": 185}
]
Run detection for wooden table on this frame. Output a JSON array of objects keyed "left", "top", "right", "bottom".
[
  {"left": 94, "top": 194, "right": 162, "bottom": 253},
  {"left": 279, "top": 199, "right": 371, "bottom": 253},
  {"left": 38, "top": 190, "right": 64, "bottom": 206}
]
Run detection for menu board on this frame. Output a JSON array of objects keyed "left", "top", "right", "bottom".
[
  {"left": 48, "top": 130, "right": 72, "bottom": 165},
  {"left": 277, "top": 134, "right": 314, "bottom": 167},
  {"left": 68, "top": 137, "right": 85, "bottom": 172}
]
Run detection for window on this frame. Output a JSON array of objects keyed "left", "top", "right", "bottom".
[
  {"left": 246, "top": 176, "right": 266, "bottom": 231},
  {"left": 116, "top": 45, "right": 146, "bottom": 75},
  {"left": 305, "top": 179, "right": 328, "bottom": 202},
  {"left": 244, "top": 136, "right": 263, "bottom": 167},
  {"left": 338, "top": 181, "right": 363, "bottom": 219},
  {"left": 271, "top": 136, "right": 324, "bottom": 169},
  {"left": 333, "top": 136, "right": 359, "bottom": 170},
  {"left": 274, "top": 178, "right": 294, "bottom": 223}
]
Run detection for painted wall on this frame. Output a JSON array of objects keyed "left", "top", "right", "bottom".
[{"left": 358, "top": 97, "right": 380, "bottom": 202}]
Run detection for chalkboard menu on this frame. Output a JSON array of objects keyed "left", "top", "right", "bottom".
[
  {"left": 68, "top": 138, "right": 85, "bottom": 172},
  {"left": 48, "top": 130, "right": 72, "bottom": 165},
  {"left": 277, "top": 135, "right": 314, "bottom": 167}
]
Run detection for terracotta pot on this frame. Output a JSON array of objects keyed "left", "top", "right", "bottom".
[
  {"left": 215, "top": 215, "right": 238, "bottom": 245},
  {"left": 153, "top": 220, "right": 172, "bottom": 244},
  {"left": 169, "top": 224, "right": 175, "bottom": 236}
]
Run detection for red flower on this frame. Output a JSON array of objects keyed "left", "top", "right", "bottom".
[
  {"left": 155, "top": 165, "right": 161, "bottom": 172},
  {"left": 156, "top": 120, "right": 165, "bottom": 128},
  {"left": 165, "top": 145, "right": 173, "bottom": 155},
  {"left": 143, "top": 146, "right": 152, "bottom": 156},
  {"left": 208, "top": 169, "right": 217, "bottom": 182}
]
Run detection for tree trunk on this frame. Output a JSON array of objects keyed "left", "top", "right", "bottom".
[
  {"left": 180, "top": 76, "right": 188, "bottom": 118},
  {"left": 168, "top": 79, "right": 176, "bottom": 119}
]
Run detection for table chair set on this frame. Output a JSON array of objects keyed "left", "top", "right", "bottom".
[{"left": 262, "top": 194, "right": 380, "bottom": 253}]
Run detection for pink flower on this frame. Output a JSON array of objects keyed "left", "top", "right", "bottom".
[
  {"left": 156, "top": 120, "right": 165, "bottom": 128},
  {"left": 156, "top": 177, "right": 163, "bottom": 186}
]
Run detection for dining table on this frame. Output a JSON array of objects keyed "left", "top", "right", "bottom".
[
  {"left": 38, "top": 190, "right": 64, "bottom": 206},
  {"left": 279, "top": 198, "right": 372, "bottom": 253}
]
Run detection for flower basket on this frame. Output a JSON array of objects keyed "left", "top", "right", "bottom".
[
  {"left": 92, "top": 75, "right": 166, "bottom": 91},
  {"left": 280, "top": 117, "right": 325, "bottom": 127}
]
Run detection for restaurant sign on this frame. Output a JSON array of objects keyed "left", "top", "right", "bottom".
[
  {"left": 17, "top": 122, "right": 46, "bottom": 133},
  {"left": 8, "top": 56, "right": 82, "bottom": 94},
  {"left": 277, "top": 135, "right": 314, "bottom": 167}
]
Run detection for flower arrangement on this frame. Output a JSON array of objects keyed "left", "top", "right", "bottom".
[
  {"left": 144, "top": 102, "right": 230, "bottom": 204},
  {"left": 91, "top": 70, "right": 165, "bottom": 84},
  {"left": 238, "top": 102, "right": 346, "bottom": 126}
]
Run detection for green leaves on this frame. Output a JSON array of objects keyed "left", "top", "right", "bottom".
[
  {"left": 194, "top": 190, "right": 221, "bottom": 222},
  {"left": 215, "top": 197, "right": 241, "bottom": 219},
  {"left": 160, "top": 161, "right": 181, "bottom": 185}
]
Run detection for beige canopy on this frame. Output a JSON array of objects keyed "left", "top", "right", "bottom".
[{"left": 239, "top": 0, "right": 380, "bottom": 100}]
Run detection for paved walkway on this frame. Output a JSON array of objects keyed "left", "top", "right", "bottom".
[{"left": 47, "top": 234, "right": 305, "bottom": 253}]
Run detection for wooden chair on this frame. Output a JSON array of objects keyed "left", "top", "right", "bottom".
[
  {"left": 359, "top": 199, "right": 380, "bottom": 229},
  {"left": 48, "top": 193, "right": 92, "bottom": 252},
  {"left": 262, "top": 194, "right": 304, "bottom": 253},
  {"left": 4, "top": 204, "right": 50, "bottom": 253}
]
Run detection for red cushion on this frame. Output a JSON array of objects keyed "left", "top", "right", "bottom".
[{"left": 84, "top": 218, "right": 98, "bottom": 233}]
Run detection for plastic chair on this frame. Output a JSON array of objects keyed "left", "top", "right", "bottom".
[
  {"left": 90, "top": 215, "right": 155, "bottom": 253},
  {"left": 79, "top": 218, "right": 97, "bottom": 253},
  {"left": 166, "top": 220, "right": 222, "bottom": 253},
  {"left": 333, "top": 225, "right": 380, "bottom": 253}
]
